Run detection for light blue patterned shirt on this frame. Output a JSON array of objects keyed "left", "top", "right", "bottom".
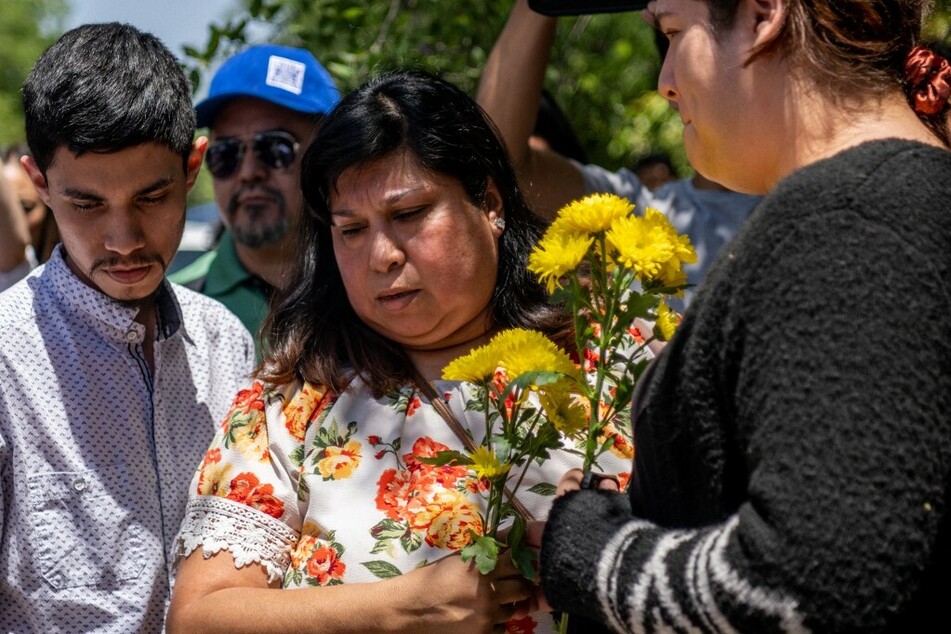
[{"left": 0, "top": 246, "right": 255, "bottom": 633}]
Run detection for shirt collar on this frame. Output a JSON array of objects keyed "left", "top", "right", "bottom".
[
  {"left": 203, "top": 230, "right": 257, "bottom": 296},
  {"left": 46, "top": 245, "right": 185, "bottom": 344}
]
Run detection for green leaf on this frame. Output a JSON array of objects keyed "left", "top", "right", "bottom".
[
  {"left": 619, "top": 291, "right": 660, "bottom": 321},
  {"left": 361, "top": 560, "right": 403, "bottom": 579},
  {"left": 510, "top": 542, "right": 539, "bottom": 582},
  {"left": 491, "top": 435, "right": 513, "bottom": 463},
  {"left": 416, "top": 449, "right": 472, "bottom": 467},
  {"left": 506, "top": 516, "right": 539, "bottom": 580},
  {"left": 460, "top": 534, "right": 501, "bottom": 575},
  {"left": 342, "top": 6, "right": 365, "bottom": 20},
  {"left": 528, "top": 482, "right": 557, "bottom": 496},
  {"left": 503, "top": 371, "right": 569, "bottom": 401},
  {"left": 207, "top": 26, "right": 220, "bottom": 58},
  {"left": 289, "top": 443, "right": 306, "bottom": 468},
  {"left": 401, "top": 529, "right": 423, "bottom": 554},
  {"left": 370, "top": 518, "right": 406, "bottom": 539}
]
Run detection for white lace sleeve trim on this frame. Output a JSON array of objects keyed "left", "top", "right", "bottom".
[{"left": 174, "top": 496, "right": 300, "bottom": 583}]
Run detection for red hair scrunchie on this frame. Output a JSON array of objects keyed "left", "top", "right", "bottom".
[{"left": 904, "top": 45, "right": 951, "bottom": 116}]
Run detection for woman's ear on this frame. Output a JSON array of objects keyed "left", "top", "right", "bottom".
[
  {"left": 748, "top": 0, "right": 785, "bottom": 51},
  {"left": 484, "top": 180, "right": 506, "bottom": 237}
]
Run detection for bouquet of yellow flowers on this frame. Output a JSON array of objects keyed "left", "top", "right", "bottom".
[
  {"left": 431, "top": 193, "right": 696, "bottom": 579},
  {"left": 528, "top": 193, "right": 696, "bottom": 472}
]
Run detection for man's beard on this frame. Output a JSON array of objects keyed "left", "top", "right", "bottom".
[{"left": 226, "top": 184, "right": 289, "bottom": 248}]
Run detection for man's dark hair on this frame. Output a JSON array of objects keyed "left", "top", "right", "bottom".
[
  {"left": 259, "top": 69, "right": 568, "bottom": 394},
  {"left": 633, "top": 152, "right": 677, "bottom": 178},
  {"left": 22, "top": 22, "right": 196, "bottom": 173}
]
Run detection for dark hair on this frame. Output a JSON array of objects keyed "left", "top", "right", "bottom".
[
  {"left": 702, "top": 0, "right": 950, "bottom": 146},
  {"left": 22, "top": 23, "right": 196, "bottom": 173},
  {"left": 259, "top": 69, "right": 565, "bottom": 394},
  {"left": 633, "top": 152, "right": 677, "bottom": 178}
]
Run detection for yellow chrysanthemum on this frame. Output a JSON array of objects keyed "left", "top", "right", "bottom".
[
  {"left": 442, "top": 340, "right": 501, "bottom": 383},
  {"left": 605, "top": 214, "right": 676, "bottom": 279},
  {"left": 538, "top": 384, "right": 588, "bottom": 438},
  {"left": 654, "top": 301, "right": 682, "bottom": 342},
  {"left": 492, "top": 329, "right": 578, "bottom": 380},
  {"left": 470, "top": 446, "right": 510, "bottom": 480},
  {"left": 656, "top": 258, "right": 688, "bottom": 293},
  {"left": 643, "top": 207, "right": 697, "bottom": 265},
  {"left": 548, "top": 193, "right": 633, "bottom": 236},
  {"left": 528, "top": 231, "right": 593, "bottom": 293}
]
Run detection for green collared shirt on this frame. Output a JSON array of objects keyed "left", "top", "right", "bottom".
[{"left": 170, "top": 230, "right": 271, "bottom": 359}]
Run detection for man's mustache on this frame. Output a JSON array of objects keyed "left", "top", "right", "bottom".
[{"left": 89, "top": 254, "right": 167, "bottom": 276}]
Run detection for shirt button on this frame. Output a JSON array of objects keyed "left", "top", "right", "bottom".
[
  {"left": 73, "top": 477, "right": 87, "bottom": 492},
  {"left": 125, "top": 329, "right": 138, "bottom": 342}
]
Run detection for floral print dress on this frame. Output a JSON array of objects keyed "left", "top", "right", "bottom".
[{"left": 176, "top": 377, "right": 633, "bottom": 633}]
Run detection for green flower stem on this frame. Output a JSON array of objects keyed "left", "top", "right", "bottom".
[{"left": 507, "top": 408, "right": 544, "bottom": 500}]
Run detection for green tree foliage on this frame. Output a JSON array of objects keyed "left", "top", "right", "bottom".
[
  {"left": 0, "top": 0, "right": 66, "bottom": 147},
  {"left": 185, "top": 0, "right": 683, "bottom": 173},
  {"left": 187, "top": 0, "right": 951, "bottom": 177}
]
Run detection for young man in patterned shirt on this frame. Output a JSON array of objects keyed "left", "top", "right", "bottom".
[{"left": 0, "top": 23, "right": 255, "bottom": 632}]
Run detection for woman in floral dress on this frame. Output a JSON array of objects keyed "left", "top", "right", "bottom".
[{"left": 167, "top": 69, "right": 632, "bottom": 633}]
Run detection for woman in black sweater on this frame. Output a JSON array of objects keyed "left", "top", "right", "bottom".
[{"left": 536, "top": 1, "right": 951, "bottom": 632}]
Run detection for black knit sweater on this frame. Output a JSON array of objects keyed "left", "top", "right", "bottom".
[{"left": 541, "top": 139, "right": 951, "bottom": 633}]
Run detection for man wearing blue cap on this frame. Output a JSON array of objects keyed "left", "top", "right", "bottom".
[{"left": 172, "top": 45, "right": 340, "bottom": 352}]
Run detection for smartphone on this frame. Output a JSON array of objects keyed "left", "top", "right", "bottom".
[{"left": 528, "top": 0, "right": 649, "bottom": 16}]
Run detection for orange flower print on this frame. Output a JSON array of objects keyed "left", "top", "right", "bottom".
[
  {"left": 225, "top": 472, "right": 284, "bottom": 519},
  {"left": 627, "top": 325, "right": 646, "bottom": 345},
  {"left": 232, "top": 382, "right": 265, "bottom": 416},
  {"left": 375, "top": 468, "right": 417, "bottom": 523},
  {"left": 582, "top": 347, "right": 600, "bottom": 373},
  {"left": 316, "top": 440, "right": 363, "bottom": 480},
  {"left": 286, "top": 527, "right": 347, "bottom": 588},
  {"left": 409, "top": 489, "right": 483, "bottom": 550},
  {"left": 196, "top": 448, "right": 232, "bottom": 496},
  {"left": 372, "top": 436, "right": 480, "bottom": 555},
  {"left": 290, "top": 534, "right": 320, "bottom": 571},
  {"left": 492, "top": 368, "right": 518, "bottom": 417},
  {"left": 308, "top": 419, "right": 363, "bottom": 481},
  {"left": 305, "top": 543, "right": 347, "bottom": 585},
  {"left": 283, "top": 383, "right": 333, "bottom": 441},
  {"left": 617, "top": 472, "right": 631, "bottom": 491},
  {"left": 406, "top": 396, "right": 422, "bottom": 416},
  {"left": 229, "top": 413, "right": 270, "bottom": 461},
  {"left": 507, "top": 615, "right": 538, "bottom": 634},
  {"left": 403, "top": 438, "right": 469, "bottom": 485},
  {"left": 222, "top": 385, "right": 271, "bottom": 461},
  {"left": 600, "top": 421, "right": 634, "bottom": 460}
]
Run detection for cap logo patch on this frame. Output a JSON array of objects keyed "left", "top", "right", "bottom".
[{"left": 266, "top": 55, "right": 306, "bottom": 95}]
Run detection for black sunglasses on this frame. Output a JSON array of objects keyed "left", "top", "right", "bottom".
[{"left": 205, "top": 130, "right": 300, "bottom": 179}]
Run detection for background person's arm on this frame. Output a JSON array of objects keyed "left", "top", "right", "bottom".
[{"left": 477, "top": 0, "right": 585, "bottom": 219}]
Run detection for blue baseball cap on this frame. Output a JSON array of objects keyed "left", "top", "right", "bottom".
[{"left": 195, "top": 44, "right": 340, "bottom": 128}]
